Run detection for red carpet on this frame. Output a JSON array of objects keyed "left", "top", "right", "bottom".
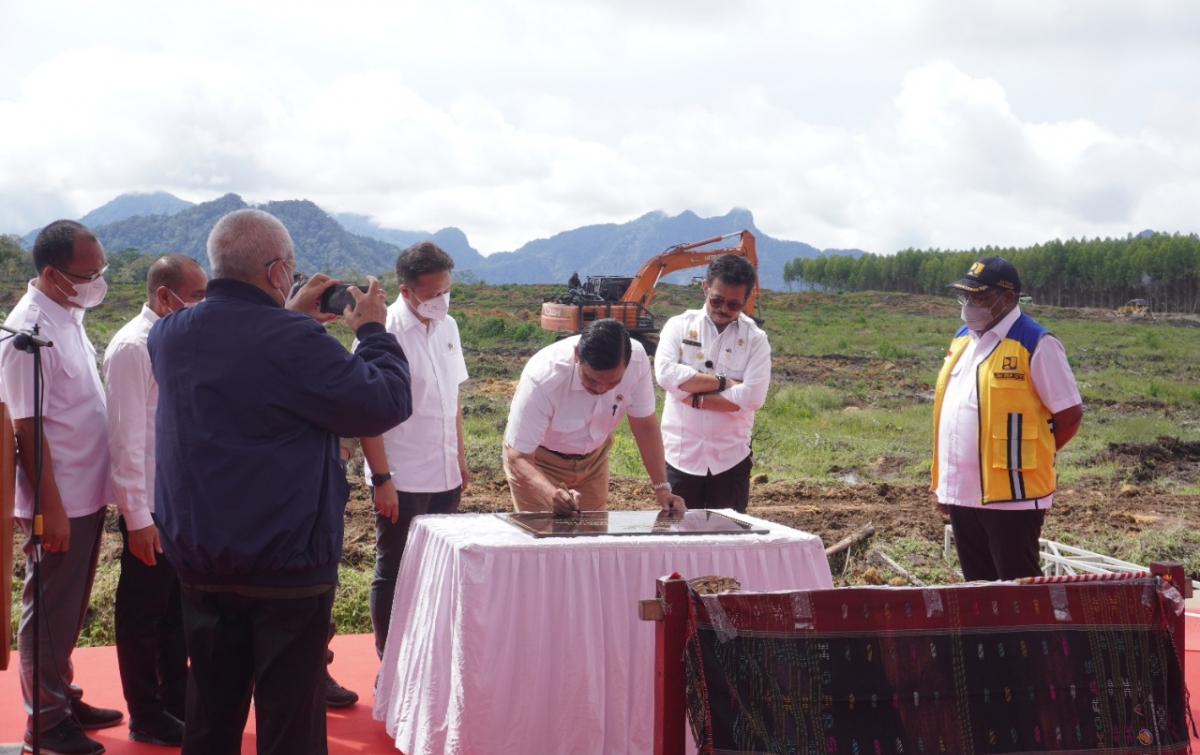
[
  {"left": 1, "top": 633, "right": 396, "bottom": 754},
  {"left": 5, "top": 624, "right": 1200, "bottom": 753}
]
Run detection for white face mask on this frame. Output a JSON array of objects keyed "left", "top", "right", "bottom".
[
  {"left": 271, "top": 260, "right": 298, "bottom": 304},
  {"left": 413, "top": 291, "right": 450, "bottom": 321},
  {"left": 169, "top": 290, "right": 200, "bottom": 311},
  {"left": 55, "top": 274, "right": 108, "bottom": 309},
  {"left": 960, "top": 298, "right": 1002, "bottom": 332}
]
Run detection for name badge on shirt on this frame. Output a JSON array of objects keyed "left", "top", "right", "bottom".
[{"left": 682, "top": 339, "right": 701, "bottom": 347}]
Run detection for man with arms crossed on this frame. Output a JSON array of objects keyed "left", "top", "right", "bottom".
[
  {"left": 359, "top": 241, "right": 469, "bottom": 659},
  {"left": 655, "top": 254, "right": 771, "bottom": 513},
  {"left": 149, "top": 209, "right": 412, "bottom": 755},
  {"left": 933, "top": 256, "right": 1083, "bottom": 581},
  {"left": 1, "top": 219, "right": 122, "bottom": 755},
  {"left": 504, "top": 318, "right": 684, "bottom": 514},
  {"left": 105, "top": 254, "right": 207, "bottom": 747}
]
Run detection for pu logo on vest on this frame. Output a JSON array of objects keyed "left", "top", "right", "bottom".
[{"left": 995, "top": 356, "right": 1026, "bottom": 381}]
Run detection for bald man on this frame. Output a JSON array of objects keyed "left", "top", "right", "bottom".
[{"left": 105, "top": 253, "right": 208, "bottom": 746}]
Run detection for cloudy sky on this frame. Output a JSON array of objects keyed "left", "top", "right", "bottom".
[{"left": 2, "top": 1, "right": 1198, "bottom": 255}]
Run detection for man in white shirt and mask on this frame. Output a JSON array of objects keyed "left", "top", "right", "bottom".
[
  {"left": 360, "top": 241, "right": 469, "bottom": 659},
  {"left": 105, "top": 253, "right": 207, "bottom": 747},
  {"left": 0, "top": 219, "right": 122, "bottom": 754}
]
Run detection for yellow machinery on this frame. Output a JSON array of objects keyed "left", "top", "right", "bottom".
[{"left": 1117, "top": 299, "right": 1151, "bottom": 317}]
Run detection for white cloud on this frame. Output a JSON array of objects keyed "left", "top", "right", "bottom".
[{"left": 2, "top": 1, "right": 1200, "bottom": 256}]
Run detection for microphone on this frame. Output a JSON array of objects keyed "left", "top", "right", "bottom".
[{"left": 0, "top": 324, "right": 54, "bottom": 352}]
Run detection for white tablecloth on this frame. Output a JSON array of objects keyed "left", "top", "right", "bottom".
[{"left": 373, "top": 511, "right": 833, "bottom": 755}]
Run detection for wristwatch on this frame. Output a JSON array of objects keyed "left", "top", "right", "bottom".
[
  {"left": 652, "top": 482, "right": 672, "bottom": 492},
  {"left": 370, "top": 472, "right": 392, "bottom": 487}
]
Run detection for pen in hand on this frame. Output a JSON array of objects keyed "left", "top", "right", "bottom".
[{"left": 559, "top": 481, "right": 582, "bottom": 515}]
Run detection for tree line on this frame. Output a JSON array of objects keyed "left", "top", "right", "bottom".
[{"left": 783, "top": 232, "right": 1200, "bottom": 313}]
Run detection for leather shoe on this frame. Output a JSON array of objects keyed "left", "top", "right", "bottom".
[
  {"left": 22, "top": 716, "right": 106, "bottom": 754},
  {"left": 325, "top": 674, "right": 359, "bottom": 709},
  {"left": 70, "top": 698, "right": 124, "bottom": 730},
  {"left": 129, "top": 712, "right": 185, "bottom": 747}
]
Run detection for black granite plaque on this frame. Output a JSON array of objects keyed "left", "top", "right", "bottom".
[{"left": 498, "top": 510, "right": 770, "bottom": 538}]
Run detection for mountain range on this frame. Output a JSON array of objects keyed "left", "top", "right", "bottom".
[{"left": 18, "top": 192, "right": 861, "bottom": 290}]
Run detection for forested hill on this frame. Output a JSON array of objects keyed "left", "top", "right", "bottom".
[
  {"left": 785, "top": 233, "right": 1200, "bottom": 313},
  {"left": 89, "top": 194, "right": 407, "bottom": 275}
]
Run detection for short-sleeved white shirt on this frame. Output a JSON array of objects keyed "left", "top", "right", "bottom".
[
  {"left": 103, "top": 304, "right": 160, "bottom": 530},
  {"left": 361, "top": 301, "right": 468, "bottom": 493},
  {"left": 935, "top": 307, "right": 1082, "bottom": 511},
  {"left": 655, "top": 309, "right": 772, "bottom": 475},
  {"left": 505, "top": 335, "right": 656, "bottom": 456},
  {"left": 0, "top": 283, "right": 113, "bottom": 518}
]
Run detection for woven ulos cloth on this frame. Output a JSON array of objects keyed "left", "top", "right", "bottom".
[{"left": 684, "top": 577, "right": 1191, "bottom": 755}]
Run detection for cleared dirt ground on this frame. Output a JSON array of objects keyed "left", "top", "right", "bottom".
[{"left": 328, "top": 433, "right": 1200, "bottom": 587}]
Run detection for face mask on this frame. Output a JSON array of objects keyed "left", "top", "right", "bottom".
[
  {"left": 169, "top": 290, "right": 200, "bottom": 311},
  {"left": 960, "top": 298, "right": 1002, "bottom": 331},
  {"left": 271, "top": 260, "right": 297, "bottom": 304},
  {"left": 55, "top": 274, "right": 108, "bottom": 309},
  {"left": 413, "top": 291, "right": 450, "bottom": 321}
]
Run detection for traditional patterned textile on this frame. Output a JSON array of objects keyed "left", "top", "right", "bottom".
[{"left": 684, "top": 578, "right": 1189, "bottom": 755}]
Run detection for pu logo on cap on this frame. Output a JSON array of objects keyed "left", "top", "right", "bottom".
[{"left": 969, "top": 262, "right": 986, "bottom": 277}]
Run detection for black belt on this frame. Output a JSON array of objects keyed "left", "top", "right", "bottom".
[{"left": 540, "top": 445, "right": 590, "bottom": 461}]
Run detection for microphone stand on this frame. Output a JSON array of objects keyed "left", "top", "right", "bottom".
[{"left": 1, "top": 323, "right": 53, "bottom": 755}]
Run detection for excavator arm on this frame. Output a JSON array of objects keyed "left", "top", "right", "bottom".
[
  {"left": 539, "top": 229, "right": 759, "bottom": 341},
  {"left": 621, "top": 230, "right": 759, "bottom": 316}
]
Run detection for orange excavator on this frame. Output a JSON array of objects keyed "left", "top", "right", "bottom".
[{"left": 540, "top": 230, "right": 758, "bottom": 346}]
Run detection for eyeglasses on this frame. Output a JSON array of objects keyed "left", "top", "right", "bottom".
[
  {"left": 707, "top": 294, "right": 745, "bottom": 312},
  {"left": 265, "top": 258, "right": 305, "bottom": 285},
  {"left": 957, "top": 291, "right": 1000, "bottom": 308},
  {"left": 54, "top": 264, "right": 109, "bottom": 283}
]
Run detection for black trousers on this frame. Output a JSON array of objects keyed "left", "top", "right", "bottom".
[
  {"left": 948, "top": 505, "right": 1047, "bottom": 582},
  {"left": 115, "top": 517, "right": 187, "bottom": 720},
  {"left": 666, "top": 455, "right": 753, "bottom": 513},
  {"left": 370, "top": 487, "right": 461, "bottom": 658},
  {"left": 180, "top": 584, "right": 334, "bottom": 755}
]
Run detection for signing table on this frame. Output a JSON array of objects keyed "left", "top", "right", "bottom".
[{"left": 373, "top": 510, "right": 833, "bottom": 755}]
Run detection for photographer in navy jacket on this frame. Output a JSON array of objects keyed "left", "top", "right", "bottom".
[{"left": 148, "top": 209, "right": 412, "bottom": 755}]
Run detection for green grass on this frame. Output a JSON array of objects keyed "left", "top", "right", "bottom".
[
  {"left": 750, "top": 385, "right": 930, "bottom": 481},
  {"left": 331, "top": 568, "right": 374, "bottom": 635}
]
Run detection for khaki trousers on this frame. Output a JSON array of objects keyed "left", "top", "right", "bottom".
[{"left": 505, "top": 434, "right": 614, "bottom": 512}]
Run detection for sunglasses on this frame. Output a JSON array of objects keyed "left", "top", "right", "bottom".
[{"left": 707, "top": 294, "right": 745, "bottom": 312}]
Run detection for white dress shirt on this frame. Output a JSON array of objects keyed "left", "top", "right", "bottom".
[
  {"left": 362, "top": 300, "right": 468, "bottom": 493},
  {"left": 655, "top": 309, "right": 772, "bottom": 476},
  {"left": 0, "top": 282, "right": 113, "bottom": 518},
  {"left": 505, "top": 336, "right": 656, "bottom": 456},
  {"left": 935, "top": 307, "right": 1082, "bottom": 511},
  {"left": 103, "top": 304, "right": 160, "bottom": 530}
]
